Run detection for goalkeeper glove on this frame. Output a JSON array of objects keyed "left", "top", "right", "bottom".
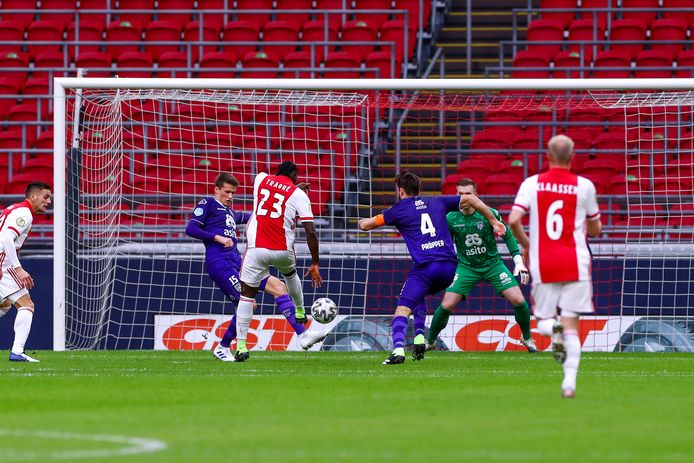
[{"left": 512, "top": 255, "right": 530, "bottom": 285}]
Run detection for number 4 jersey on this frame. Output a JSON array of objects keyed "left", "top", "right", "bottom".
[
  {"left": 512, "top": 167, "right": 600, "bottom": 284},
  {"left": 382, "top": 196, "right": 460, "bottom": 265},
  {"left": 245, "top": 172, "right": 314, "bottom": 251}
]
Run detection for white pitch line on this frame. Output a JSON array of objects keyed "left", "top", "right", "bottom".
[{"left": 0, "top": 429, "right": 167, "bottom": 461}]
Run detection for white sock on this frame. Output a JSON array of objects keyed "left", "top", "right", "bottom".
[
  {"left": 537, "top": 318, "right": 555, "bottom": 337},
  {"left": 562, "top": 329, "right": 581, "bottom": 390},
  {"left": 235, "top": 297, "right": 254, "bottom": 342},
  {"left": 285, "top": 272, "right": 304, "bottom": 310},
  {"left": 11, "top": 308, "right": 34, "bottom": 354}
]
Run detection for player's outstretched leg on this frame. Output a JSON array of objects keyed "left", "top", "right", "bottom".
[
  {"left": 383, "top": 315, "right": 407, "bottom": 365},
  {"left": 513, "top": 301, "right": 538, "bottom": 353},
  {"left": 234, "top": 297, "right": 254, "bottom": 362},
  {"left": 213, "top": 315, "right": 237, "bottom": 362},
  {"left": 426, "top": 304, "right": 451, "bottom": 351},
  {"left": 561, "top": 327, "right": 581, "bottom": 398},
  {"left": 412, "top": 303, "right": 427, "bottom": 361},
  {"left": 284, "top": 271, "right": 307, "bottom": 324}
]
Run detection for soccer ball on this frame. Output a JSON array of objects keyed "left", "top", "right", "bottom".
[{"left": 310, "top": 298, "right": 338, "bottom": 324}]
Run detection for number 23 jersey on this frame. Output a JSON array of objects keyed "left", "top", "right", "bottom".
[
  {"left": 245, "top": 172, "right": 314, "bottom": 251},
  {"left": 512, "top": 168, "right": 600, "bottom": 284}
]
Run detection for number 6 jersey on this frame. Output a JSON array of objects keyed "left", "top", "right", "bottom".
[
  {"left": 245, "top": 172, "right": 314, "bottom": 251},
  {"left": 512, "top": 167, "right": 600, "bottom": 284}
]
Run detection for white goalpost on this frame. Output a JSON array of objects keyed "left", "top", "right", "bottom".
[{"left": 53, "top": 78, "right": 694, "bottom": 352}]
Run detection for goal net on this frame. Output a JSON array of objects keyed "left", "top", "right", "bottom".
[{"left": 54, "top": 79, "right": 694, "bottom": 353}]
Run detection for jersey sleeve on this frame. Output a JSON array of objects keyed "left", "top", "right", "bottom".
[
  {"left": 234, "top": 210, "right": 252, "bottom": 224},
  {"left": 382, "top": 204, "right": 398, "bottom": 226},
  {"left": 7, "top": 209, "right": 33, "bottom": 237},
  {"left": 512, "top": 178, "right": 532, "bottom": 215},
  {"left": 295, "top": 189, "right": 314, "bottom": 222},
  {"left": 583, "top": 179, "right": 601, "bottom": 220},
  {"left": 442, "top": 195, "right": 462, "bottom": 212},
  {"left": 189, "top": 199, "right": 210, "bottom": 225}
]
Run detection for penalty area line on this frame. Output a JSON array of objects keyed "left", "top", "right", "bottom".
[{"left": 0, "top": 429, "right": 167, "bottom": 461}]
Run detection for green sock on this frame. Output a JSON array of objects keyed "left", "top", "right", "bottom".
[
  {"left": 237, "top": 339, "right": 247, "bottom": 352},
  {"left": 514, "top": 301, "right": 532, "bottom": 341},
  {"left": 427, "top": 305, "right": 450, "bottom": 345},
  {"left": 295, "top": 306, "right": 305, "bottom": 317}
]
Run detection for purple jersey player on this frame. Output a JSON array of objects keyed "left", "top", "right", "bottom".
[
  {"left": 358, "top": 172, "right": 506, "bottom": 364},
  {"left": 185, "top": 173, "right": 311, "bottom": 362}
]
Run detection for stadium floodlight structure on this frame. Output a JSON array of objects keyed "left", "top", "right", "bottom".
[{"left": 54, "top": 78, "right": 694, "bottom": 353}]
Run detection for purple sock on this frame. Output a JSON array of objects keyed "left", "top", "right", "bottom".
[
  {"left": 391, "top": 315, "right": 408, "bottom": 349},
  {"left": 413, "top": 303, "right": 426, "bottom": 337},
  {"left": 220, "top": 315, "right": 237, "bottom": 348},
  {"left": 276, "top": 294, "right": 306, "bottom": 335}
]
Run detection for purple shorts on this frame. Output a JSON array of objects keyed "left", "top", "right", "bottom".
[
  {"left": 397, "top": 261, "right": 457, "bottom": 310},
  {"left": 206, "top": 259, "right": 268, "bottom": 304}
]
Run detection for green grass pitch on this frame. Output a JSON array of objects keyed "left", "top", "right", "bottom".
[{"left": 1, "top": 351, "right": 692, "bottom": 463}]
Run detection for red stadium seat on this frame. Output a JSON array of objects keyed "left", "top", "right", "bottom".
[
  {"left": 455, "top": 158, "right": 494, "bottom": 183},
  {"left": 117, "top": 51, "right": 154, "bottom": 77},
  {"left": 198, "top": 51, "right": 238, "bottom": 78},
  {"left": 171, "top": 171, "right": 219, "bottom": 195},
  {"left": 263, "top": 20, "right": 299, "bottom": 57},
  {"left": 301, "top": 20, "right": 338, "bottom": 62},
  {"left": 669, "top": 203, "right": 694, "bottom": 228},
  {"left": 621, "top": 0, "right": 658, "bottom": 25},
  {"left": 235, "top": 0, "right": 272, "bottom": 28},
  {"left": 144, "top": 21, "right": 181, "bottom": 59},
  {"left": 0, "top": 51, "right": 29, "bottom": 85},
  {"left": 77, "top": 0, "right": 109, "bottom": 29},
  {"left": 567, "top": 18, "right": 604, "bottom": 64},
  {"left": 526, "top": 18, "right": 564, "bottom": 60},
  {"left": 380, "top": 19, "right": 415, "bottom": 61},
  {"left": 7, "top": 173, "right": 52, "bottom": 194},
  {"left": 354, "top": 0, "right": 392, "bottom": 29},
  {"left": 364, "top": 50, "right": 402, "bottom": 78},
  {"left": 552, "top": 50, "right": 585, "bottom": 78},
  {"left": 33, "top": 50, "right": 66, "bottom": 79},
  {"left": 76, "top": 51, "right": 113, "bottom": 77},
  {"left": 313, "top": 0, "right": 346, "bottom": 28},
  {"left": 21, "top": 77, "right": 49, "bottom": 115},
  {"left": 482, "top": 174, "right": 522, "bottom": 196},
  {"left": 0, "top": 19, "right": 24, "bottom": 53},
  {"left": 195, "top": 0, "right": 226, "bottom": 29},
  {"left": 183, "top": 20, "right": 220, "bottom": 61},
  {"left": 592, "top": 49, "right": 632, "bottom": 78},
  {"left": 105, "top": 20, "right": 142, "bottom": 60},
  {"left": 539, "top": 0, "right": 577, "bottom": 29},
  {"left": 19, "top": 158, "right": 53, "bottom": 181},
  {"left": 676, "top": 50, "right": 694, "bottom": 78},
  {"left": 512, "top": 50, "right": 550, "bottom": 78},
  {"left": 0, "top": 79, "right": 20, "bottom": 119},
  {"left": 340, "top": 19, "right": 378, "bottom": 61},
  {"left": 608, "top": 19, "right": 647, "bottom": 60},
  {"left": 323, "top": 51, "right": 361, "bottom": 79},
  {"left": 580, "top": 157, "right": 623, "bottom": 177},
  {"left": 66, "top": 19, "right": 103, "bottom": 60},
  {"left": 281, "top": 50, "right": 314, "bottom": 78},
  {"left": 470, "top": 129, "right": 513, "bottom": 152},
  {"left": 0, "top": 0, "right": 36, "bottom": 30},
  {"left": 649, "top": 18, "right": 687, "bottom": 57},
  {"left": 393, "top": 0, "right": 432, "bottom": 28},
  {"left": 275, "top": 0, "right": 312, "bottom": 29},
  {"left": 33, "top": 129, "right": 53, "bottom": 151},
  {"left": 0, "top": 130, "right": 26, "bottom": 171},
  {"left": 579, "top": 0, "right": 611, "bottom": 29},
  {"left": 157, "top": 51, "right": 190, "bottom": 77},
  {"left": 662, "top": 0, "right": 694, "bottom": 24},
  {"left": 26, "top": 19, "right": 64, "bottom": 59},
  {"left": 221, "top": 20, "right": 260, "bottom": 58},
  {"left": 634, "top": 50, "right": 673, "bottom": 78},
  {"left": 117, "top": 0, "right": 154, "bottom": 29},
  {"left": 38, "top": 0, "right": 75, "bottom": 29},
  {"left": 241, "top": 51, "right": 279, "bottom": 78},
  {"left": 156, "top": 0, "right": 194, "bottom": 29}
]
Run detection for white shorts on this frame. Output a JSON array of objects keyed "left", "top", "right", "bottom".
[
  {"left": 531, "top": 280, "right": 594, "bottom": 320},
  {"left": 0, "top": 268, "right": 29, "bottom": 304},
  {"left": 241, "top": 248, "right": 296, "bottom": 288}
]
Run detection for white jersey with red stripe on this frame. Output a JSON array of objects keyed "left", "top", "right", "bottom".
[
  {"left": 0, "top": 199, "right": 34, "bottom": 269},
  {"left": 245, "top": 172, "right": 314, "bottom": 251},
  {"left": 512, "top": 167, "right": 600, "bottom": 284}
]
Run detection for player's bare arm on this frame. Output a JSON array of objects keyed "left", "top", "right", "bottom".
[
  {"left": 507, "top": 210, "right": 530, "bottom": 249},
  {"left": 358, "top": 214, "right": 385, "bottom": 231},
  {"left": 460, "top": 195, "right": 506, "bottom": 236},
  {"left": 302, "top": 221, "right": 323, "bottom": 288},
  {"left": 587, "top": 216, "right": 602, "bottom": 238}
]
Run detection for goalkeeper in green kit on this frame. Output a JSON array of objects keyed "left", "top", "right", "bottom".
[{"left": 426, "top": 178, "right": 538, "bottom": 353}]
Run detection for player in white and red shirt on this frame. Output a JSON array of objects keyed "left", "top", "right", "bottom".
[
  {"left": 234, "top": 161, "right": 327, "bottom": 361},
  {"left": 0, "top": 182, "right": 52, "bottom": 362},
  {"left": 508, "top": 135, "right": 602, "bottom": 398}
]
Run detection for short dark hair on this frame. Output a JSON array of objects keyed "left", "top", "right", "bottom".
[
  {"left": 276, "top": 161, "right": 298, "bottom": 179},
  {"left": 25, "top": 182, "right": 51, "bottom": 197},
  {"left": 215, "top": 173, "right": 239, "bottom": 188},
  {"left": 394, "top": 171, "right": 420, "bottom": 196},
  {"left": 456, "top": 178, "right": 477, "bottom": 191}
]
